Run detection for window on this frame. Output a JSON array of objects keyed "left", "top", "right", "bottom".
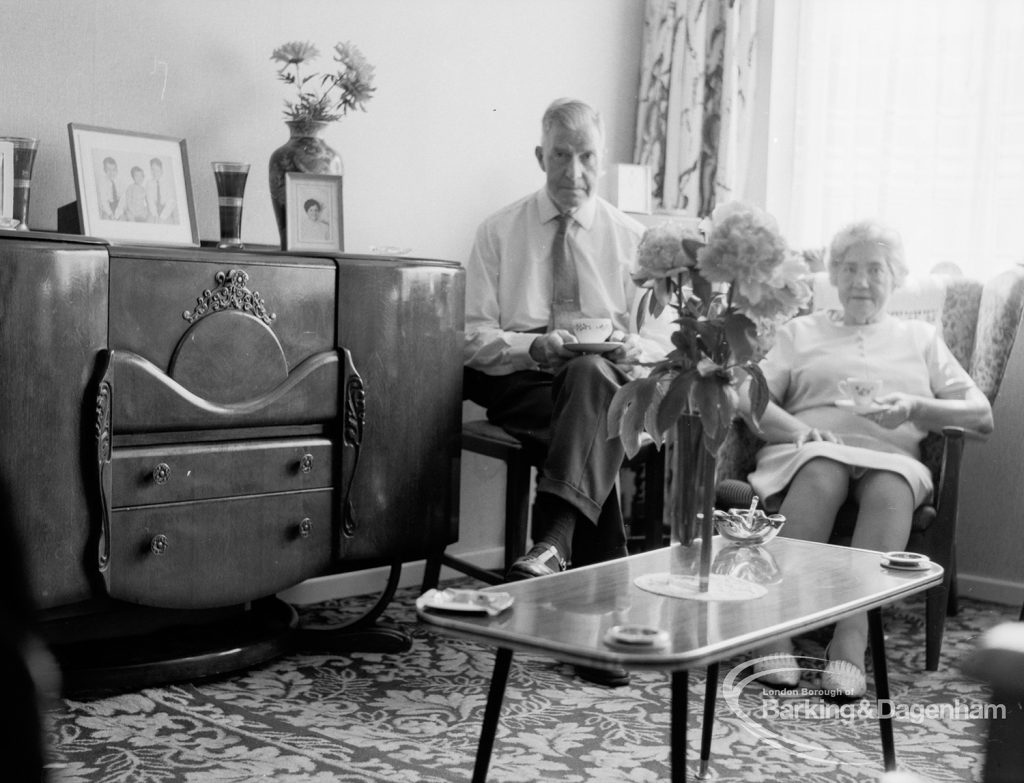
[{"left": 767, "top": 0, "right": 1024, "bottom": 279}]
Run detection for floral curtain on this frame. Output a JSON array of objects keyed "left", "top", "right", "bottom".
[{"left": 634, "top": 0, "right": 760, "bottom": 217}]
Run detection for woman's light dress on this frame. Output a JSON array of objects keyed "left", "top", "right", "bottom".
[{"left": 748, "top": 310, "right": 977, "bottom": 507}]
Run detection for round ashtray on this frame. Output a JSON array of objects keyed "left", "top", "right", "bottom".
[
  {"left": 603, "top": 624, "right": 670, "bottom": 651},
  {"left": 881, "top": 551, "right": 931, "bottom": 571},
  {"left": 713, "top": 508, "right": 786, "bottom": 546}
]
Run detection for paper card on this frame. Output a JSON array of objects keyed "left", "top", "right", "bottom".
[{"left": 608, "top": 163, "right": 652, "bottom": 214}]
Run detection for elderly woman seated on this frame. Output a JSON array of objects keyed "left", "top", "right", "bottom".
[{"left": 738, "top": 219, "right": 993, "bottom": 698}]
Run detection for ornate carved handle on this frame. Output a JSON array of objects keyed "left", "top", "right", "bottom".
[
  {"left": 299, "top": 453, "right": 314, "bottom": 473},
  {"left": 150, "top": 534, "right": 169, "bottom": 555},
  {"left": 152, "top": 463, "right": 171, "bottom": 485},
  {"left": 298, "top": 518, "right": 312, "bottom": 538}
]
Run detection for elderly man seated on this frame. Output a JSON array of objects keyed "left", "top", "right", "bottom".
[{"left": 462, "top": 97, "right": 671, "bottom": 686}]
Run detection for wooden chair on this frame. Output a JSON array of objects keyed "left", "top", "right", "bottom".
[
  {"left": 714, "top": 266, "right": 1024, "bottom": 671},
  {"left": 421, "top": 418, "right": 664, "bottom": 592}
]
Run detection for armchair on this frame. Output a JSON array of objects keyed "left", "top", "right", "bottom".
[{"left": 715, "top": 266, "right": 1024, "bottom": 671}]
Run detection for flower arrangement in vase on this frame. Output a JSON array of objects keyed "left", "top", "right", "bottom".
[
  {"left": 267, "top": 41, "right": 376, "bottom": 246},
  {"left": 609, "top": 203, "right": 811, "bottom": 576}
]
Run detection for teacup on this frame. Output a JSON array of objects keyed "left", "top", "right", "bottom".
[
  {"left": 838, "top": 377, "right": 882, "bottom": 407},
  {"left": 571, "top": 317, "right": 613, "bottom": 344}
]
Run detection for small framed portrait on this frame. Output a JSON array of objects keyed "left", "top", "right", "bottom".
[
  {"left": 0, "top": 139, "right": 13, "bottom": 224},
  {"left": 68, "top": 123, "right": 199, "bottom": 246},
  {"left": 285, "top": 172, "right": 344, "bottom": 252}
]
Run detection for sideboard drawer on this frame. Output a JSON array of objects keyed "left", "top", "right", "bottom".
[
  {"left": 112, "top": 438, "right": 334, "bottom": 507},
  {"left": 108, "top": 252, "right": 337, "bottom": 375},
  {"left": 105, "top": 489, "right": 335, "bottom": 608}
]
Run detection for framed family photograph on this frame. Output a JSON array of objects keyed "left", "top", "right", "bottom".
[
  {"left": 284, "top": 172, "right": 344, "bottom": 252},
  {"left": 68, "top": 123, "right": 199, "bottom": 246}
]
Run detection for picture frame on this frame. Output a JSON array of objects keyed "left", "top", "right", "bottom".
[
  {"left": 68, "top": 123, "right": 199, "bottom": 246},
  {"left": 0, "top": 139, "right": 13, "bottom": 223},
  {"left": 284, "top": 172, "right": 344, "bottom": 252}
]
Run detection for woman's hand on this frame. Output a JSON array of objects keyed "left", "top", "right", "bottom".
[
  {"left": 864, "top": 392, "right": 915, "bottom": 429},
  {"left": 794, "top": 428, "right": 842, "bottom": 447}
]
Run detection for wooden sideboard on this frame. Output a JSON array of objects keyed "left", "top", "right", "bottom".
[{"left": 0, "top": 232, "right": 464, "bottom": 691}]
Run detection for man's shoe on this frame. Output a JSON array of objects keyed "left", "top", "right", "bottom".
[
  {"left": 575, "top": 664, "right": 630, "bottom": 687},
  {"left": 506, "top": 544, "right": 568, "bottom": 581}
]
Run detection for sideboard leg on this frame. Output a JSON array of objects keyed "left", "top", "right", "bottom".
[{"left": 293, "top": 560, "right": 413, "bottom": 654}]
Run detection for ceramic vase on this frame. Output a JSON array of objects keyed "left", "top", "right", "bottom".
[
  {"left": 663, "top": 412, "right": 717, "bottom": 587},
  {"left": 268, "top": 120, "right": 343, "bottom": 247}
]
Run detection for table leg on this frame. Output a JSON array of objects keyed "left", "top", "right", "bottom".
[
  {"left": 868, "top": 607, "right": 896, "bottom": 771},
  {"left": 671, "top": 669, "right": 689, "bottom": 783},
  {"left": 473, "top": 647, "right": 513, "bottom": 783},
  {"left": 699, "top": 663, "right": 719, "bottom": 779}
]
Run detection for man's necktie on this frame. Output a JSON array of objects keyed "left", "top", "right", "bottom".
[{"left": 550, "top": 212, "right": 580, "bottom": 330}]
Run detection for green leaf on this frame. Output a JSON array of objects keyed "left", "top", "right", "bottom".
[
  {"left": 689, "top": 266, "right": 714, "bottom": 305},
  {"left": 656, "top": 371, "right": 695, "bottom": 435},
  {"left": 723, "top": 313, "right": 760, "bottom": 364},
  {"left": 744, "top": 362, "right": 770, "bottom": 422},
  {"left": 610, "top": 378, "right": 657, "bottom": 458},
  {"left": 689, "top": 376, "right": 739, "bottom": 453},
  {"left": 636, "top": 290, "right": 648, "bottom": 331},
  {"left": 607, "top": 383, "right": 637, "bottom": 438},
  {"left": 681, "top": 237, "right": 706, "bottom": 264},
  {"left": 643, "top": 381, "right": 667, "bottom": 448}
]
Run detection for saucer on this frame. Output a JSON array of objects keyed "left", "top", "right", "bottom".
[
  {"left": 416, "top": 588, "right": 513, "bottom": 616},
  {"left": 835, "top": 399, "right": 886, "bottom": 414},
  {"left": 565, "top": 341, "right": 623, "bottom": 355}
]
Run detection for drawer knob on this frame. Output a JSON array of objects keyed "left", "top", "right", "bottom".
[
  {"left": 150, "top": 534, "right": 169, "bottom": 555},
  {"left": 152, "top": 463, "right": 171, "bottom": 484},
  {"left": 299, "top": 453, "right": 314, "bottom": 473},
  {"left": 298, "top": 517, "right": 312, "bottom": 538}
]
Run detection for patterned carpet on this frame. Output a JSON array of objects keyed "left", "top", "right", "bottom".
[{"left": 43, "top": 581, "right": 1016, "bottom": 783}]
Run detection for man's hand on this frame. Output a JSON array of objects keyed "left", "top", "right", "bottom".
[
  {"left": 529, "top": 330, "right": 577, "bottom": 368},
  {"left": 606, "top": 331, "right": 642, "bottom": 372}
]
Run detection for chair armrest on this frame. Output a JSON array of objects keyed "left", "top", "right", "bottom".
[
  {"left": 923, "top": 426, "right": 965, "bottom": 573},
  {"left": 934, "top": 426, "right": 965, "bottom": 521}
]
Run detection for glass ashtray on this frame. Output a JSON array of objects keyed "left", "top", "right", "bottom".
[{"left": 713, "top": 508, "right": 786, "bottom": 546}]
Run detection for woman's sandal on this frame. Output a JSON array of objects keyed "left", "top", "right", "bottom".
[
  {"left": 821, "top": 644, "right": 867, "bottom": 699},
  {"left": 752, "top": 652, "right": 801, "bottom": 688}
]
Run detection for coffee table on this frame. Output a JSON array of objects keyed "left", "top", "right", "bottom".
[{"left": 417, "top": 537, "right": 942, "bottom": 782}]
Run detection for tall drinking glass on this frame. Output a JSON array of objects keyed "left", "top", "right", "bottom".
[
  {"left": 212, "top": 162, "right": 250, "bottom": 248},
  {"left": 0, "top": 137, "right": 38, "bottom": 231}
]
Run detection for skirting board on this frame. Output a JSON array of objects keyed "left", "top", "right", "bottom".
[
  {"left": 278, "top": 545, "right": 505, "bottom": 605},
  {"left": 955, "top": 572, "right": 1024, "bottom": 608}
]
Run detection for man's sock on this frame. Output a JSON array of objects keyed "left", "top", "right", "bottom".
[{"left": 531, "top": 493, "right": 581, "bottom": 562}]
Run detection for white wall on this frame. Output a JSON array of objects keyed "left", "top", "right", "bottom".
[
  {"left": 0, "top": 0, "right": 644, "bottom": 262},
  {"left": 0, "top": 0, "right": 645, "bottom": 593}
]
